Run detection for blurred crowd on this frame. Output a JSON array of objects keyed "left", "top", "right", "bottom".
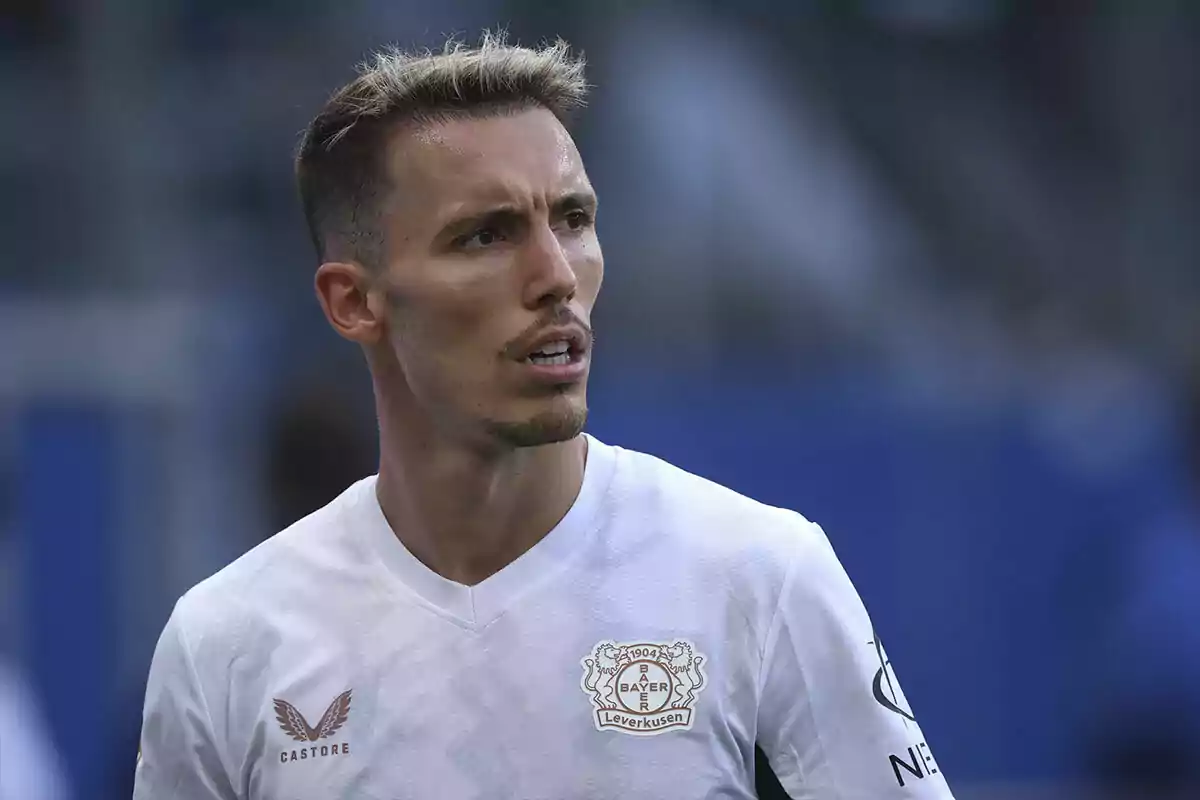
[{"left": 1, "top": 1, "right": 1198, "bottom": 798}]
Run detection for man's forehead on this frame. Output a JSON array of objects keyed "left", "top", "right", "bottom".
[{"left": 389, "top": 109, "right": 589, "bottom": 201}]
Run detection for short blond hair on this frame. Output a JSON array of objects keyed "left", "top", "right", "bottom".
[{"left": 296, "top": 32, "right": 588, "bottom": 267}]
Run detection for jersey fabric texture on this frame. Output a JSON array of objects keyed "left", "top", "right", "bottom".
[{"left": 134, "top": 435, "right": 954, "bottom": 799}]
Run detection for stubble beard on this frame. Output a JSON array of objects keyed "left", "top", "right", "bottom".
[
  {"left": 382, "top": 299, "right": 590, "bottom": 449},
  {"left": 482, "top": 400, "right": 589, "bottom": 448}
]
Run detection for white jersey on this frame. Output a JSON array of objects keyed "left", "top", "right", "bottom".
[{"left": 134, "top": 436, "right": 954, "bottom": 799}]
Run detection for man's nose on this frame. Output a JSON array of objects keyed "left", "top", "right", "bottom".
[{"left": 521, "top": 225, "right": 578, "bottom": 309}]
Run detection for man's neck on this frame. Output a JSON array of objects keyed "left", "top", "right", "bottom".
[{"left": 374, "top": 424, "right": 588, "bottom": 587}]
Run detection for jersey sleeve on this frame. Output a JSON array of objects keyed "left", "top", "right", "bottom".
[
  {"left": 133, "top": 604, "right": 238, "bottom": 800},
  {"left": 756, "top": 521, "right": 954, "bottom": 799}
]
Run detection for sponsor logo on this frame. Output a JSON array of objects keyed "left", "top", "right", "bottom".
[
  {"left": 868, "top": 634, "right": 915, "bottom": 724},
  {"left": 274, "top": 689, "right": 352, "bottom": 764},
  {"left": 581, "top": 640, "right": 706, "bottom": 736},
  {"left": 867, "top": 634, "right": 942, "bottom": 787},
  {"left": 889, "top": 742, "right": 939, "bottom": 787}
]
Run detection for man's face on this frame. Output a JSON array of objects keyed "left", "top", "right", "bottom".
[{"left": 377, "top": 107, "right": 603, "bottom": 448}]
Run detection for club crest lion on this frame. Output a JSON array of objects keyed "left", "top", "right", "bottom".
[{"left": 580, "top": 639, "right": 707, "bottom": 736}]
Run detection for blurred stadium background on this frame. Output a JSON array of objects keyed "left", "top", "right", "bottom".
[{"left": 2, "top": 1, "right": 1199, "bottom": 798}]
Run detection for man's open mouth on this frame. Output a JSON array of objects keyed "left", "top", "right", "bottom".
[{"left": 525, "top": 339, "right": 576, "bottom": 366}]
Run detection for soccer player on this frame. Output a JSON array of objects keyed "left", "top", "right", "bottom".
[{"left": 134, "top": 34, "right": 955, "bottom": 799}]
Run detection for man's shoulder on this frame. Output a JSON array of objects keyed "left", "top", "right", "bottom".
[
  {"left": 611, "top": 443, "right": 819, "bottom": 565},
  {"left": 170, "top": 478, "right": 374, "bottom": 646}
]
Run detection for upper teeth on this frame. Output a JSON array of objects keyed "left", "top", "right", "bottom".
[{"left": 534, "top": 340, "right": 570, "bottom": 356}]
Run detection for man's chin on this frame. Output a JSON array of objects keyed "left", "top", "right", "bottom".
[{"left": 484, "top": 405, "right": 588, "bottom": 449}]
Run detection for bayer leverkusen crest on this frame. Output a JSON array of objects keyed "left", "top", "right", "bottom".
[{"left": 581, "top": 640, "right": 707, "bottom": 736}]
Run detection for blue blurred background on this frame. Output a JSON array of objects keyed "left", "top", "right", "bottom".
[{"left": 2, "top": 1, "right": 1199, "bottom": 798}]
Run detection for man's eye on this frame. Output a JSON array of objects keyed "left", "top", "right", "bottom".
[
  {"left": 563, "top": 210, "right": 594, "bottom": 230},
  {"left": 459, "top": 228, "right": 504, "bottom": 249}
]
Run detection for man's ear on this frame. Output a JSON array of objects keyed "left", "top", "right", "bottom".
[{"left": 314, "top": 261, "right": 386, "bottom": 345}]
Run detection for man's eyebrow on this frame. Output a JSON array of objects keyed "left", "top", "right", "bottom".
[
  {"left": 553, "top": 191, "right": 598, "bottom": 213},
  {"left": 437, "top": 191, "right": 598, "bottom": 238},
  {"left": 438, "top": 205, "right": 523, "bottom": 238}
]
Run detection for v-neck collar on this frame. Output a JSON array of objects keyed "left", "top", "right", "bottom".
[{"left": 354, "top": 434, "right": 617, "bottom": 631}]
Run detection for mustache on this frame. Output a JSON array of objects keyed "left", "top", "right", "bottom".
[
  {"left": 502, "top": 307, "right": 594, "bottom": 359},
  {"left": 379, "top": 285, "right": 593, "bottom": 357}
]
